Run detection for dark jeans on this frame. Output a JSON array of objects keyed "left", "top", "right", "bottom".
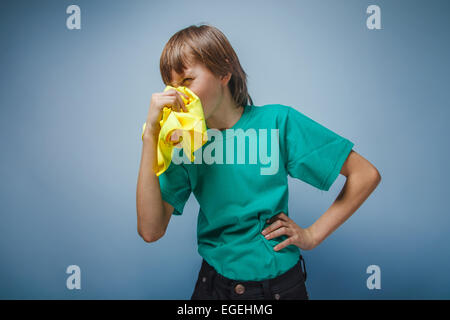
[{"left": 190, "top": 255, "right": 309, "bottom": 300}]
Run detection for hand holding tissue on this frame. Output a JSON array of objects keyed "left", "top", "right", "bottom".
[{"left": 141, "top": 85, "right": 208, "bottom": 176}]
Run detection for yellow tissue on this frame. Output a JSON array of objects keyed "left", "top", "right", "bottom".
[{"left": 141, "top": 85, "right": 208, "bottom": 176}]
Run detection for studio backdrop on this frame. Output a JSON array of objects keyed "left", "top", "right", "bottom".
[{"left": 1, "top": 0, "right": 449, "bottom": 299}]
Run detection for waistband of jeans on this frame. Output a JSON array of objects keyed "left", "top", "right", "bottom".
[{"left": 201, "top": 255, "right": 303, "bottom": 288}]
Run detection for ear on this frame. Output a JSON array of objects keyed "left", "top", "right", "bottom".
[{"left": 220, "top": 72, "right": 232, "bottom": 86}]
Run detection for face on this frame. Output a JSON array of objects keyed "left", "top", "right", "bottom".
[{"left": 169, "top": 61, "right": 229, "bottom": 119}]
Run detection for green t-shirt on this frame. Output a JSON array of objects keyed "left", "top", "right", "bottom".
[{"left": 158, "top": 104, "right": 354, "bottom": 281}]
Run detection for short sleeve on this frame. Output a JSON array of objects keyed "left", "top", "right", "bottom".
[
  {"left": 283, "top": 106, "right": 354, "bottom": 191},
  {"left": 158, "top": 150, "right": 192, "bottom": 215}
]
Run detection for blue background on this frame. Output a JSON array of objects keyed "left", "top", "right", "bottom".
[{"left": 1, "top": 0, "right": 449, "bottom": 299}]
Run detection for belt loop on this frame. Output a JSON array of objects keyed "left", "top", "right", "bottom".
[
  {"left": 262, "top": 280, "right": 272, "bottom": 300},
  {"left": 300, "top": 255, "right": 307, "bottom": 281}
]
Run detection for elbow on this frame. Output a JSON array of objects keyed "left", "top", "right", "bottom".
[
  {"left": 142, "top": 235, "right": 160, "bottom": 243},
  {"left": 369, "top": 166, "right": 382, "bottom": 186},
  {"left": 136, "top": 206, "right": 168, "bottom": 243},
  {"left": 139, "top": 231, "right": 164, "bottom": 243},
  {"left": 137, "top": 225, "right": 165, "bottom": 243}
]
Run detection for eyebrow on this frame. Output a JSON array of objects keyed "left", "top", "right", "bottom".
[{"left": 170, "top": 70, "right": 191, "bottom": 87}]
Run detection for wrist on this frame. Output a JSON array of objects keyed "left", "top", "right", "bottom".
[
  {"left": 306, "top": 226, "right": 321, "bottom": 249},
  {"left": 143, "top": 123, "right": 160, "bottom": 141}
]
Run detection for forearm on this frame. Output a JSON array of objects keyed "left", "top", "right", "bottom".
[
  {"left": 308, "top": 168, "right": 381, "bottom": 248},
  {"left": 136, "top": 132, "right": 167, "bottom": 242}
]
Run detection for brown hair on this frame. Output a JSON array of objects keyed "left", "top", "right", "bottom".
[{"left": 160, "top": 24, "right": 253, "bottom": 108}]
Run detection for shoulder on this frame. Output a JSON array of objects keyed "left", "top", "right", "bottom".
[
  {"left": 250, "top": 103, "right": 307, "bottom": 125},
  {"left": 248, "top": 103, "right": 290, "bottom": 123},
  {"left": 251, "top": 103, "right": 307, "bottom": 117},
  {"left": 250, "top": 103, "right": 290, "bottom": 114}
]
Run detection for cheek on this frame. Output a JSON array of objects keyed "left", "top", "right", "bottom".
[
  {"left": 189, "top": 78, "right": 221, "bottom": 115},
  {"left": 191, "top": 86, "right": 212, "bottom": 112}
]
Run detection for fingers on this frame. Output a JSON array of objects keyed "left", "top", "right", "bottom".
[
  {"left": 160, "top": 97, "right": 181, "bottom": 112},
  {"left": 260, "top": 212, "right": 295, "bottom": 252},
  {"left": 263, "top": 226, "right": 292, "bottom": 240},
  {"left": 178, "top": 90, "right": 190, "bottom": 100},
  {"left": 261, "top": 219, "right": 286, "bottom": 236},
  {"left": 275, "top": 212, "right": 290, "bottom": 222},
  {"left": 148, "top": 89, "right": 190, "bottom": 133},
  {"left": 273, "top": 237, "right": 294, "bottom": 251},
  {"left": 175, "top": 92, "right": 188, "bottom": 112},
  {"left": 166, "top": 89, "right": 188, "bottom": 112},
  {"left": 265, "top": 212, "right": 289, "bottom": 225},
  {"left": 169, "top": 87, "right": 189, "bottom": 99}
]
